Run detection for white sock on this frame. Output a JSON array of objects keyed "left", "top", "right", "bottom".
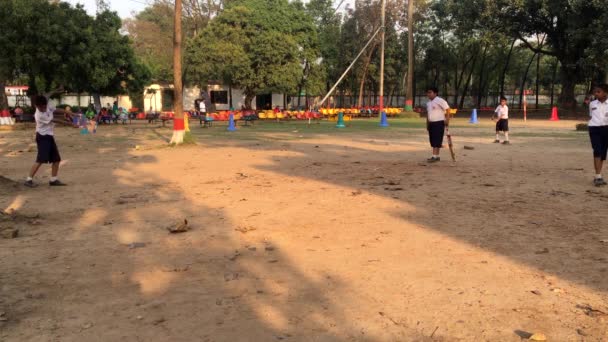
[
  {"left": 596, "top": 174, "right": 603, "bottom": 179},
  {"left": 432, "top": 155, "right": 438, "bottom": 158},
  {"left": 50, "top": 176, "right": 58, "bottom": 182},
  {"left": 26, "top": 176, "right": 32, "bottom": 181},
  {"left": 505, "top": 132, "right": 509, "bottom": 141},
  {"left": 495, "top": 134, "right": 499, "bottom": 140}
]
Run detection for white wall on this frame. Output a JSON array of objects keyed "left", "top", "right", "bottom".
[
  {"left": 272, "top": 94, "right": 285, "bottom": 109},
  {"left": 143, "top": 84, "right": 164, "bottom": 112}
]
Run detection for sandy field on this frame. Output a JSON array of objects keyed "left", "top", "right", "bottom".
[{"left": 1, "top": 117, "right": 607, "bottom": 341}]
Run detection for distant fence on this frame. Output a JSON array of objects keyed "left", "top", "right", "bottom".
[{"left": 287, "top": 93, "right": 589, "bottom": 110}]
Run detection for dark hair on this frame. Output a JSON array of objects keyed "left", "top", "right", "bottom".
[
  {"left": 426, "top": 87, "right": 439, "bottom": 94},
  {"left": 593, "top": 84, "right": 608, "bottom": 92},
  {"left": 500, "top": 96, "right": 507, "bottom": 101},
  {"left": 34, "top": 95, "right": 48, "bottom": 106}
]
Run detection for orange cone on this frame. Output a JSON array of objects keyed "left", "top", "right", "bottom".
[{"left": 550, "top": 107, "right": 559, "bottom": 121}]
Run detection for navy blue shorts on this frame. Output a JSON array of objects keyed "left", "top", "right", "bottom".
[
  {"left": 428, "top": 120, "right": 445, "bottom": 148},
  {"left": 589, "top": 126, "right": 608, "bottom": 161},
  {"left": 496, "top": 119, "right": 509, "bottom": 132},
  {"left": 36, "top": 133, "right": 61, "bottom": 164}
]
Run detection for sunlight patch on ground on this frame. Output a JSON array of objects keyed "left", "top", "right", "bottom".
[{"left": 131, "top": 268, "right": 178, "bottom": 295}]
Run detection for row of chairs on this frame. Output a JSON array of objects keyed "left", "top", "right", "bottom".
[{"left": 258, "top": 111, "right": 321, "bottom": 120}]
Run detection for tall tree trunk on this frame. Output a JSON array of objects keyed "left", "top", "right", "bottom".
[
  {"left": 229, "top": 83, "right": 233, "bottom": 109},
  {"left": 500, "top": 39, "right": 516, "bottom": 96},
  {"left": 405, "top": 0, "right": 415, "bottom": 110},
  {"left": 357, "top": 46, "right": 376, "bottom": 107},
  {"left": 92, "top": 93, "right": 102, "bottom": 112},
  {"left": 453, "top": 52, "right": 474, "bottom": 107},
  {"left": 476, "top": 44, "right": 489, "bottom": 109},
  {"left": 519, "top": 52, "right": 537, "bottom": 109},
  {"left": 0, "top": 83, "right": 8, "bottom": 109},
  {"left": 550, "top": 60, "right": 559, "bottom": 108},
  {"left": 558, "top": 63, "right": 578, "bottom": 108},
  {"left": 535, "top": 53, "right": 542, "bottom": 109},
  {"left": 245, "top": 92, "right": 255, "bottom": 110},
  {"left": 171, "top": 0, "right": 185, "bottom": 144},
  {"left": 459, "top": 52, "right": 478, "bottom": 109}
]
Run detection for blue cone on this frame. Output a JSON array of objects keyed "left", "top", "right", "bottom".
[
  {"left": 379, "top": 111, "right": 389, "bottom": 127},
  {"left": 469, "top": 109, "right": 478, "bottom": 124},
  {"left": 227, "top": 113, "right": 237, "bottom": 131}
]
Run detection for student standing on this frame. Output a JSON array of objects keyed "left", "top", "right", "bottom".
[
  {"left": 25, "top": 95, "right": 72, "bottom": 187},
  {"left": 588, "top": 84, "right": 608, "bottom": 187},
  {"left": 493, "top": 97, "right": 510, "bottom": 144},
  {"left": 425, "top": 87, "right": 450, "bottom": 162}
]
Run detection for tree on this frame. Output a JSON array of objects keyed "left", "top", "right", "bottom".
[
  {"left": 186, "top": 0, "right": 319, "bottom": 109},
  {"left": 1, "top": 0, "right": 149, "bottom": 109},
  {"left": 500, "top": 0, "right": 607, "bottom": 107},
  {"left": 171, "top": 0, "right": 186, "bottom": 144},
  {"left": 124, "top": 2, "right": 174, "bottom": 83},
  {"left": 0, "top": 0, "right": 16, "bottom": 109}
]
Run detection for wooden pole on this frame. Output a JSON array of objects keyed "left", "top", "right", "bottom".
[
  {"left": 405, "top": 0, "right": 415, "bottom": 110},
  {"left": 379, "top": 0, "right": 386, "bottom": 111},
  {"left": 171, "top": 0, "right": 185, "bottom": 144}
]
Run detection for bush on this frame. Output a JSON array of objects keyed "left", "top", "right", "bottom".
[{"left": 576, "top": 123, "right": 588, "bottom": 131}]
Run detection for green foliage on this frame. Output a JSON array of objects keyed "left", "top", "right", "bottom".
[
  {"left": 186, "top": 0, "right": 320, "bottom": 108},
  {"left": 124, "top": 2, "right": 174, "bottom": 83},
  {"left": 0, "top": 0, "right": 149, "bottom": 100}
]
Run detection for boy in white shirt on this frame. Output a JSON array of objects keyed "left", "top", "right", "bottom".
[
  {"left": 25, "top": 96, "right": 73, "bottom": 187},
  {"left": 425, "top": 87, "right": 450, "bottom": 162},
  {"left": 493, "top": 97, "right": 510, "bottom": 144},
  {"left": 588, "top": 84, "right": 608, "bottom": 186}
]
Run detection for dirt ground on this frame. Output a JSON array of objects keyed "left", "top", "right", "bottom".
[{"left": 1, "top": 118, "right": 607, "bottom": 342}]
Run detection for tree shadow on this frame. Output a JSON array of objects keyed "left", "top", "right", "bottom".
[
  {"left": 1, "top": 125, "right": 436, "bottom": 341},
  {"left": 199, "top": 133, "right": 608, "bottom": 296}
]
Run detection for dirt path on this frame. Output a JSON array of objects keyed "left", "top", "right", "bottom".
[{"left": 1, "top": 119, "right": 606, "bottom": 341}]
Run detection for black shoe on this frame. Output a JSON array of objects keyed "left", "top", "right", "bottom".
[
  {"left": 493, "top": 140, "right": 500, "bottom": 143},
  {"left": 427, "top": 157, "right": 440, "bottom": 163},
  {"left": 594, "top": 178, "right": 607, "bottom": 187},
  {"left": 502, "top": 141, "right": 511, "bottom": 145},
  {"left": 24, "top": 180, "right": 38, "bottom": 188},
  {"left": 49, "top": 180, "right": 67, "bottom": 186}
]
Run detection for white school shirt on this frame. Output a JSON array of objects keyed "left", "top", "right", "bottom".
[
  {"left": 426, "top": 97, "right": 450, "bottom": 122},
  {"left": 495, "top": 104, "right": 509, "bottom": 119},
  {"left": 589, "top": 99, "right": 608, "bottom": 127},
  {"left": 199, "top": 101, "right": 206, "bottom": 112},
  {"left": 35, "top": 106, "right": 56, "bottom": 136}
]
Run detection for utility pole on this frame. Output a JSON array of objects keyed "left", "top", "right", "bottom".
[
  {"left": 379, "top": 0, "right": 386, "bottom": 111},
  {"left": 406, "top": 0, "right": 415, "bottom": 111}
]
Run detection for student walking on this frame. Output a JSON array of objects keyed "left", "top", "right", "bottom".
[
  {"left": 493, "top": 97, "right": 510, "bottom": 144},
  {"left": 588, "top": 84, "right": 608, "bottom": 187},
  {"left": 425, "top": 87, "right": 450, "bottom": 162}
]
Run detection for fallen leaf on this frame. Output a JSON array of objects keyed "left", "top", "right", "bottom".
[{"left": 529, "top": 333, "right": 547, "bottom": 341}]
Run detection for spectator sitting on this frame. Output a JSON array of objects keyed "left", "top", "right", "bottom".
[
  {"left": 85, "top": 105, "right": 96, "bottom": 120},
  {"left": 99, "top": 107, "right": 112, "bottom": 124}
]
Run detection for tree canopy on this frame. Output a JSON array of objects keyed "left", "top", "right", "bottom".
[
  {"left": 186, "top": 0, "right": 320, "bottom": 108},
  {"left": 0, "top": 0, "right": 149, "bottom": 108}
]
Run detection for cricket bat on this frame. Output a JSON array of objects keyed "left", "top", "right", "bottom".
[{"left": 446, "top": 125, "right": 456, "bottom": 162}]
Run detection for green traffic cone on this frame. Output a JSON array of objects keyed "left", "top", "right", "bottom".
[{"left": 336, "top": 112, "right": 346, "bottom": 128}]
